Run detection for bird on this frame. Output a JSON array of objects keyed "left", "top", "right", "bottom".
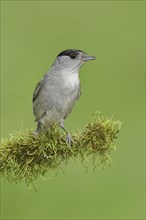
[{"left": 33, "top": 49, "right": 96, "bottom": 144}]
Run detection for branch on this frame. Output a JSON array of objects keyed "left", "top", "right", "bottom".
[{"left": 0, "top": 113, "right": 121, "bottom": 186}]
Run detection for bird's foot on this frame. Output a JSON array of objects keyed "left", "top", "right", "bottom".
[
  {"left": 66, "top": 133, "right": 72, "bottom": 146},
  {"left": 33, "top": 131, "right": 39, "bottom": 137}
]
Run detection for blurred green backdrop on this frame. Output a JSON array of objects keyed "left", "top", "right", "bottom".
[{"left": 0, "top": 1, "right": 145, "bottom": 219}]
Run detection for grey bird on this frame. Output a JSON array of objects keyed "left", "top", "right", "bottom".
[{"left": 33, "top": 49, "right": 96, "bottom": 144}]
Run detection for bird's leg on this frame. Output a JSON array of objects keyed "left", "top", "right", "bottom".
[
  {"left": 34, "top": 122, "right": 42, "bottom": 136},
  {"left": 34, "top": 121, "right": 49, "bottom": 136},
  {"left": 59, "top": 120, "right": 72, "bottom": 145}
]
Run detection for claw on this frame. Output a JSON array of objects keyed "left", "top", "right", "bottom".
[{"left": 59, "top": 119, "right": 72, "bottom": 146}]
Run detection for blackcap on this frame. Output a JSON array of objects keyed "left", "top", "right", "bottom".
[{"left": 33, "top": 49, "right": 96, "bottom": 144}]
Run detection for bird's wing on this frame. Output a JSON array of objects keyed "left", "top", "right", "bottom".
[{"left": 33, "top": 77, "right": 45, "bottom": 102}]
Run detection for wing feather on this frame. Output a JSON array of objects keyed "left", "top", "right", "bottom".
[{"left": 33, "top": 77, "right": 44, "bottom": 102}]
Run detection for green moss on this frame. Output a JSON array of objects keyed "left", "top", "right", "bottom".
[{"left": 0, "top": 113, "right": 121, "bottom": 185}]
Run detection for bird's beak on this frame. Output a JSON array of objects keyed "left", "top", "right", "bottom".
[{"left": 82, "top": 55, "right": 96, "bottom": 61}]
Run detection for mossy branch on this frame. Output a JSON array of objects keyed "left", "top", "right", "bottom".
[{"left": 0, "top": 113, "right": 121, "bottom": 186}]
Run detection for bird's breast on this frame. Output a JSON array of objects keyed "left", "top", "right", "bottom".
[
  {"left": 62, "top": 70, "right": 80, "bottom": 88},
  {"left": 56, "top": 72, "right": 80, "bottom": 114}
]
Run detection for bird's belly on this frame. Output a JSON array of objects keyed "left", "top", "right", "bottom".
[
  {"left": 60, "top": 83, "right": 80, "bottom": 110},
  {"left": 41, "top": 110, "right": 63, "bottom": 125},
  {"left": 34, "top": 83, "right": 80, "bottom": 125},
  {"left": 39, "top": 97, "right": 76, "bottom": 126}
]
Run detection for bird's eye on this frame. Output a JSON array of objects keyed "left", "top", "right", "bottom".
[{"left": 70, "top": 53, "right": 77, "bottom": 59}]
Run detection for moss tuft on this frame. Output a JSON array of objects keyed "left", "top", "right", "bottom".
[{"left": 0, "top": 113, "right": 121, "bottom": 185}]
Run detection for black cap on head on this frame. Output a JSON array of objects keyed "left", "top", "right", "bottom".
[{"left": 58, "top": 49, "right": 84, "bottom": 59}]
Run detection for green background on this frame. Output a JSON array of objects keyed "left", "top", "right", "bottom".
[{"left": 1, "top": 1, "right": 145, "bottom": 219}]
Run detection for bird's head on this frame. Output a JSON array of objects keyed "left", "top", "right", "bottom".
[{"left": 52, "top": 49, "right": 96, "bottom": 72}]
